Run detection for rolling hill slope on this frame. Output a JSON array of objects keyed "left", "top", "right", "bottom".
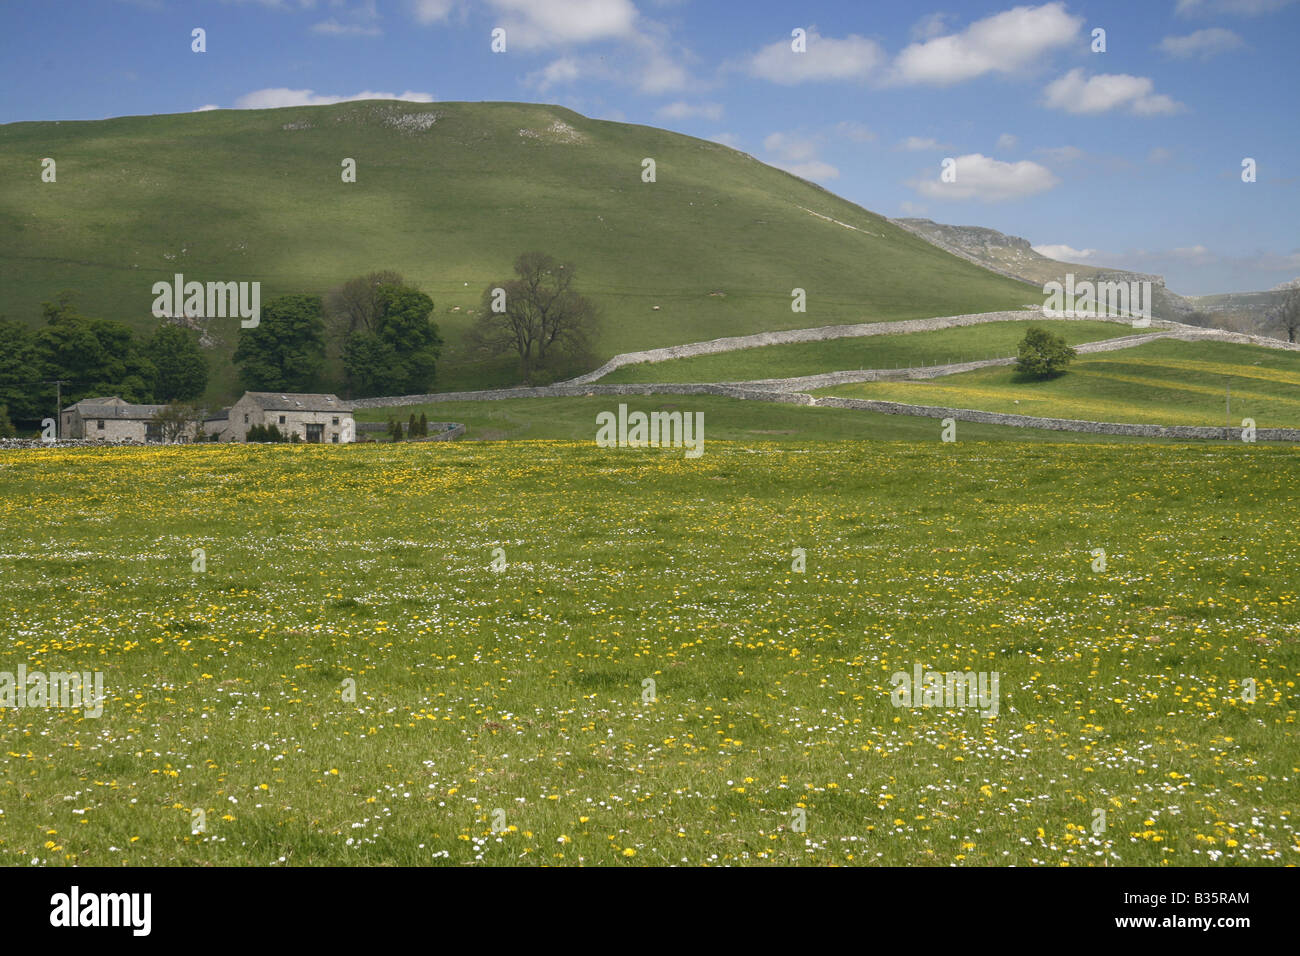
[
  {"left": 815, "top": 339, "right": 1300, "bottom": 427},
  {"left": 0, "top": 101, "right": 1033, "bottom": 397}
]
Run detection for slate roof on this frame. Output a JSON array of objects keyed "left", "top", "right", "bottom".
[
  {"left": 63, "top": 398, "right": 166, "bottom": 420},
  {"left": 242, "top": 392, "right": 354, "bottom": 413}
]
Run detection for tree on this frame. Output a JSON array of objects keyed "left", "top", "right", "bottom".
[
  {"left": 1014, "top": 326, "right": 1076, "bottom": 379},
  {"left": 1268, "top": 286, "right": 1300, "bottom": 343},
  {"left": 0, "top": 319, "right": 43, "bottom": 421},
  {"left": 35, "top": 292, "right": 157, "bottom": 404},
  {"left": 325, "top": 271, "right": 405, "bottom": 345},
  {"left": 150, "top": 403, "right": 204, "bottom": 443},
  {"left": 0, "top": 404, "right": 16, "bottom": 438},
  {"left": 418, "top": 412, "right": 428, "bottom": 437},
  {"left": 341, "top": 285, "right": 443, "bottom": 397},
  {"left": 375, "top": 286, "right": 442, "bottom": 394},
  {"left": 233, "top": 294, "right": 326, "bottom": 392},
  {"left": 147, "top": 323, "right": 208, "bottom": 401},
  {"left": 471, "top": 253, "right": 598, "bottom": 383}
]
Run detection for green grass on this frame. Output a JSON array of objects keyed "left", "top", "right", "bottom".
[
  {"left": 817, "top": 339, "right": 1300, "bottom": 427},
  {"left": 353, "top": 394, "right": 1176, "bottom": 443},
  {"left": 0, "top": 101, "right": 1032, "bottom": 401},
  {"left": 597, "top": 320, "right": 1131, "bottom": 384},
  {"left": 0, "top": 440, "right": 1295, "bottom": 866}
]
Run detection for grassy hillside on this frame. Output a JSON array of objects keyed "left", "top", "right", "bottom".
[
  {"left": 817, "top": 339, "right": 1300, "bottom": 427},
  {"left": 0, "top": 101, "right": 1032, "bottom": 399},
  {"left": 597, "top": 319, "right": 1128, "bottom": 383}
]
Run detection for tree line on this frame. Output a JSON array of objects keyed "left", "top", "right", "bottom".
[
  {"left": 0, "top": 252, "right": 598, "bottom": 434},
  {"left": 0, "top": 292, "right": 208, "bottom": 433}
]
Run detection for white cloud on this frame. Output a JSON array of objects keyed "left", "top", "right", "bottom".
[
  {"left": 485, "top": 0, "right": 639, "bottom": 49},
  {"left": 1147, "top": 146, "right": 1174, "bottom": 164},
  {"left": 996, "top": 133, "right": 1018, "bottom": 152},
  {"left": 637, "top": 50, "right": 690, "bottom": 94},
  {"left": 529, "top": 57, "right": 581, "bottom": 91},
  {"left": 511, "top": 9, "right": 693, "bottom": 96},
  {"left": 655, "top": 101, "right": 723, "bottom": 121},
  {"left": 232, "top": 88, "right": 435, "bottom": 109},
  {"left": 889, "top": 2, "right": 1082, "bottom": 86},
  {"left": 746, "top": 28, "right": 886, "bottom": 84},
  {"left": 1159, "top": 27, "right": 1245, "bottom": 58},
  {"left": 1043, "top": 69, "right": 1183, "bottom": 115},
  {"left": 764, "top": 131, "right": 819, "bottom": 163},
  {"left": 898, "top": 136, "right": 947, "bottom": 151},
  {"left": 915, "top": 153, "right": 1058, "bottom": 202},
  {"left": 411, "top": 0, "right": 456, "bottom": 24},
  {"left": 763, "top": 131, "right": 839, "bottom": 181},
  {"left": 1033, "top": 243, "right": 1097, "bottom": 261},
  {"left": 311, "top": 18, "right": 382, "bottom": 36},
  {"left": 909, "top": 12, "right": 950, "bottom": 41},
  {"left": 194, "top": 104, "right": 221, "bottom": 112}
]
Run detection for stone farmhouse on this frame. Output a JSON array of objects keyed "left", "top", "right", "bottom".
[
  {"left": 204, "top": 392, "right": 354, "bottom": 443},
  {"left": 61, "top": 392, "right": 354, "bottom": 443},
  {"left": 61, "top": 397, "right": 194, "bottom": 442}
]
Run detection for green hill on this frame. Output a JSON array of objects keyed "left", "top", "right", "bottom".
[{"left": 0, "top": 100, "right": 1032, "bottom": 398}]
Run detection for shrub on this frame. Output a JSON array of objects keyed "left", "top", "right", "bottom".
[{"left": 1015, "top": 326, "right": 1077, "bottom": 379}]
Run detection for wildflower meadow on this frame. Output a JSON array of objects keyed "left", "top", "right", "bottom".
[{"left": 0, "top": 440, "right": 1294, "bottom": 866}]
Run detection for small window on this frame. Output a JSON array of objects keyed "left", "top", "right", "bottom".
[
  {"left": 279, "top": 415, "right": 286, "bottom": 425},
  {"left": 97, "top": 420, "right": 105, "bottom": 430},
  {"left": 332, "top": 417, "right": 339, "bottom": 426},
  {"left": 331, "top": 434, "right": 339, "bottom": 444},
  {"left": 244, "top": 414, "right": 249, "bottom": 424}
]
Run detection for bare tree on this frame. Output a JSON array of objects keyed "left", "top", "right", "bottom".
[
  {"left": 471, "top": 253, "right": 597, "bottom": 382},
  {"left": 324, "top": 270, "right": 405, "bottom": 345},
  {"left": 150, "top": 403, "right": 205, "bottom": 443},
  {"left": 1268, "top": 286, "right": 1300, "bottom": 343}
]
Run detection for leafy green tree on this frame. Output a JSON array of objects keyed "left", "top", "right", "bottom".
[
  {"left": 342, "top": 331, "right": 396, "bottom": 398},
  {"left": 418, "top": 412, "right": 428, "bottom": 437},
  {"left": 342, "top": 286, "right": 442, "bottom": 397},
  {"left": 233, "top": 295, "right": 326, "bottom": 392},
  {"left": 1015, "top": 326, "right": 1077, "bottom": 380},
  {"left": 0, "top": 319, "right": 43, "bottom": 420},
  {"left": 0, "top": 404, "right": 16, "bottom": 438},
  {"left": 375, "top": 286, "right": 442, "bottom": 394},
  {"left": 33, "top": 293, "right": 157, "bottom": 404},
  {"left": 147, "top": 324, "right": 208, "bottom": 401}
]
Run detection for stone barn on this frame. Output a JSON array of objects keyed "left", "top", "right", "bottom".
[
  {"left": 61, "top": 397, "right": 179, "bottom": 442},
  {"left": 211, "top": 392, "right": 355, "bottom": 443}
]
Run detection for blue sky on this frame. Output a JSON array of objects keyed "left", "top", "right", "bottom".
[{"left": 3, "top": 0, "right": 1297, "bottom": 295}]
